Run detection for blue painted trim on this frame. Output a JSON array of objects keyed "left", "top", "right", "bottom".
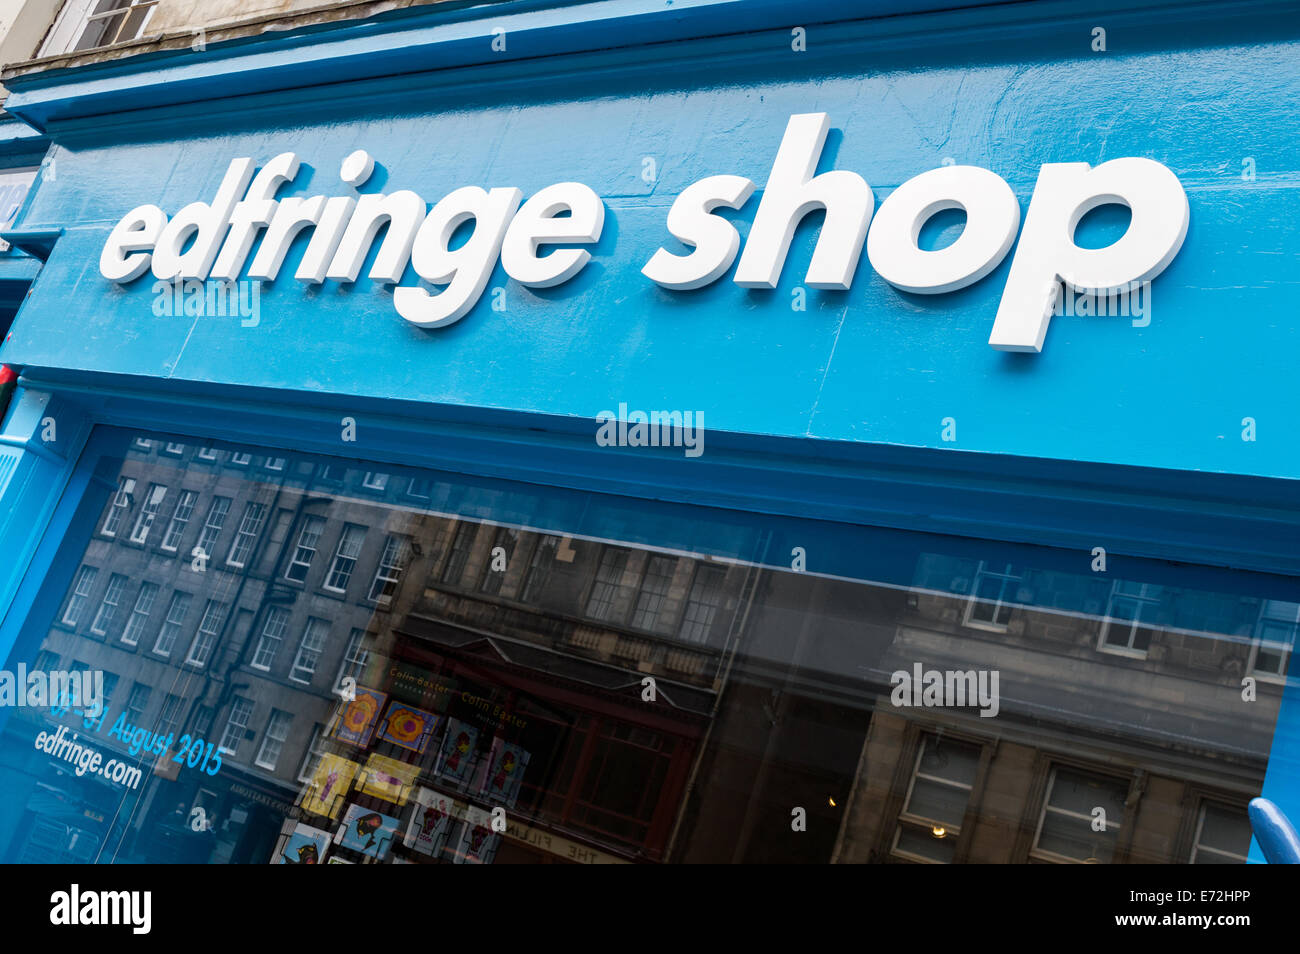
[{"left": 4, "top": 0, "right": 1280, "bottom": 131}]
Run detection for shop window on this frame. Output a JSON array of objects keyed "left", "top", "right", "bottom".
[
  {"left": 226, "top": 501, "right": 268, "bottom": 568},
  {"left": 679, "top": 563, "right": 726, "bottom": 644},
  {"left": 1190, "top": 802, "right": 1252, "bottom": 864},
  {"left": 284, "top": 514, "right": 325, "bottom": 583},
  {"left": 184, "top": 599, "right": 229, "bottom": 668},
  {"left": 218, "top": 698, "right": 254, "bottom": 756},
  {"left": 368, "top": 534, "right": 413, "bottom": 605},
  {"left": 440, "top": 522, "right": 477, "bottom": 585},
  {"left": 586, "top": 547, "right": 632, "bottom": 622},
  {"left": 101, "top": 476, "right": 135, "bottom": 537},
  {"left": 150, "top": 591, "right": 192, "bottom": 657},
  {"left": 1031, "top": 766, "right": 1130, "bottom": 863},
  {"left": 255, "top": 710, "right": 294, "bottom": 771},
  {"left": 128, "top": 483, "right": 167, "bottom": 545},
  {"left": 89, "top": 573, "right": 127, "bottom": 636},
  {"left": 334, "top": 629, "right": 371, "bottom": 693},
  {"left": 61, "top": 565, "right": 98, "bottom": 628},
  {"left": 631, "top": 555, "right": 677, "bottom": 634},
  {"left": 120, "top": 581, "right": 158, "bottom": 647},
  {"left": 479, "top": 527, "right": 519, "bottom": 596},
  {"left": 892, "top": 734, "right": 982, "bottom": 863},
  {"left": 160, "top": 490, "right": 197, "bottom": 552},
  {"left": 1248, "top": 600, "right": 1298, "bottom": 682},
  {"left": 195, "top": 496, "right": 231, "bottom": 559},
  {"left": 41, "top": 0, "right": 160, "bottom": 56},
  {"left": 520, "top": 534, "right": 560, "bottom": 603},
  {"left": 325, "top": 524, "right": 366, "bottom": 593},
  {"left": 962, "top": 561, "right": 1022, "bottom": 632},
  {"left": 1098, "top": 581, "right": 1163, "bottom": 657},
  {"left": 290, "top": 618, "right": 330, "bottom": 684},
  {"left": 252, "top": 607, "right": 290, "bottom": 671}
]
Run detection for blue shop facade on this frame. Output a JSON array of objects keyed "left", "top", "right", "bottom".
[{"left": 0, "top": 0, "right": 1296, "bottom": 864}]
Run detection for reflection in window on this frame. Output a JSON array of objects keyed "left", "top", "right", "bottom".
[
  {"left": 129, "top": 483, "right": 167, "bottom": 545},
  {"left": 196, "top": 496, "right": 231, "bottom": 559},
  {"left": 1250, "top": 600, "right": 1298, "bottom": 681},
  {"left": 1191, "top": 802, "right": 1251, "bottom": 863},
  {"left": 893, "top": 735, "right": 981, "bottom": 863},
  {"left": 368, "top": 534, "right": 412, "bottom": 605},
  {"left": 89, "top": 573, "right": 127, "bottom": 636},
  {"left": 102, "top": 477, "right": 135, "bottom": 537},
  {"left": 255, "top": 710, "right": 294, "bottom": 771},
  {"left": 121, "top": 582, "right": 158, "bottom": 646},
  {"left": 631, "top": 556, "right": 676, "bottom": 634},
  {"left": 441, "top": 522, "right": 477, "bottom": 585},
  {"left": 290, "top": 618, "right": 330, "bottom": 684},
  {"left": 521, "top": 535, "right": 559, "bottom": 603},
  {"left": 297, "top": 724, "right": 328, "bottom": 783},
  {"left": 963, "top": 561, "right": 1021, "bottom": 631},
  {"left": 160, "top": 490, "right": 197, "bottom": 552},
  {"left": 226, "top": 502, "right": 268, "bottom": 568},
  {"left": 124, "top": 683, "right": 150, "bottom": 723},
  {"left": 1032, "top": 767, "right": 1128, "bottom": 863},
  {"left": 679, "top": 564, "right": 725, "bottom": 644},
  {"left": 335, "top": 629, "right": 371, "bottom": 693},
  {"left": 479, "top": 527, "right": 518, "bottom": 596},
  {"left": 1099, "top": 581, "right": 1163, "bottom": 657},
  {"left": 218, "top": 698, "right": 254, "bottom": 756},
  {"left": 151, "top": 591, "right": 192, "bottom": 657},
  {"left": 325, "top": 525, "right": 365, "bottom": 593},
  {"left": 62, "top": 566, "right": 98, "bottom": 627},
  {"left": 285, "top": 515, "right": 325, "bottom": 583},
  {"left": 586, "top": 547, "right": 631, "bottom": 622},
  {"left": 252, "top": 607, "right": 290, "bottom": 671},
  {"left": 185, "top": 599, "right": 229, "bottom": 668}
]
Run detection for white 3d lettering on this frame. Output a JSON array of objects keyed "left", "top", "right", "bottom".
[{"left": 99, "top": 113, "right": 1189, "bottom": 351}]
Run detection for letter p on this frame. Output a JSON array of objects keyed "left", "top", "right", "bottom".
[{"left": 989, "top": 158, "right": 1188, "bottom": 352}]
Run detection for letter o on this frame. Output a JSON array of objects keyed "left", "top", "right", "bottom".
[{"left": 866, "top": 165, "right": 1020, "bottom": 294}]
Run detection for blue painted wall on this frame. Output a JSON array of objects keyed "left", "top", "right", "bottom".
[{"left": 1, "top": 0, "right": 1297, "bottom": 479}]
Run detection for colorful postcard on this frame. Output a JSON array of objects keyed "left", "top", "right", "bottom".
[
  {"left": 276, "top": 822, "right": 332, "bottom": 864},
  {"left": 334, "top": 803, "right": 400, "bottom": 860},
  {"left": 451, "top": 806, "right": 499, "bottom": 865},
  {"left": 333, "top": 687, "right": 388, "bottom": 747},
  {"left": 301, "top": 754, "right": 360, "bottom": 819},
  {"left": 359, "top": 752, "right": 420, "bottom": 805},
  {"left": 479, "top": 737, "right": 530, "bottom": 808},
  {"left": 378, "top": 701, "right": 440, "bottom": 754},
  {"left": 434, "top": 718, "right": 479, "bottom": 786},
  {"left": 403, "top": 786, "right": 456, "bottom": 857}
]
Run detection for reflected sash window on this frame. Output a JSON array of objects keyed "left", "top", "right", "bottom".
[
  {"left": 151, "top": 591, "right": 192, "bottom": 657},
  {"left": 1032, "top": 767, "right": 1129, "bottom": 863},
  {"left": 1191, "top": 802, "right": 1252, "bottom": 864},
  {"left": 129, "top": 483, "right": 167, "bottom": 545},
  {"left": 1250, "top": 600, "right": 1299, "bottom": 681},
  {"left": 290, "top": 618, "right": 330, "bottom": 684},
  {"left": 893, "top": 734, "right": 982, "bottom": 863},
  {"left": 334, "top": 629, "right": 371, "bottom": 693},
  {"left": 226, "top": 501, "right": 268, "bottom": 568},
  {"left": 160, "top": 490, "right": 197, "bottom": 552},
  {"left": 285, "top": 515, "right": 325, "bottom": 583},
  {"left": 252, "top": 606, "right": 290, "bottom": 671},
  {"left": 255, "top": 710, "right": 294, "bottom": 771},
  {"left": 61, "top": 565, "right": 99, "bottom": 628},
  {"left": 196, "top": 496, "right": 231, "bottom": 559},
  {"left": 1099, "top": 581, "right": 1163, "bottom": 657},
  {"left": 631, "top": 556, "right": 677, "bottom": 634},
  {"left": 963, "top": 561, "right": 1022, "bottom": 632},
  {"left": 185, "top": 599, "right": 229, "bottom": 668},
  {"left": 325, "top": 524, "right": 366, "bottom": 593},
  {"left": 101, "top": 477, "right": 135, "bottom": 537},
  {"left": 218, "top": 697, "right": 254, "bottom": 756},
  {"left": 89, "top": 573, "right": 127, "bottom": 636},
  {"left": 679, "top": 564, "right": 726, "bottom": 644},
  {"left": 368, "top": 534, "right": 413, "bottom": 605},
  {"left": 586, "top": 547, "right": 632, "bottom": 622},
  {"left": 120, "top": 582, "right": 159, "bottom": 647}
]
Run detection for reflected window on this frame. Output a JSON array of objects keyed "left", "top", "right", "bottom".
[
  {"left": 586, "top": 547, "right": 632, "bottom": 622},
  {"left": 89, "top": 573, "right": 127, "bottom": 637},
  {"left": 150, "top": 592, "right": 191, "bottom": 657},
  {"left": 893, "top": 734, "right": 981, "bottom": 863},
  {"left": 255, "top": 710, "right": 294, "bottom": 771},
  {"left": 252, "top": 607, "right": 290, "bottom": 671},
  {"left": 679, "top": 564, "right": 725, "bottom": 644},
  {"left": 129, "top": 483, "right": 167, "bottom": 545},
  {"left": 1032, "top": 767, "right": 1129, "bottom": 863},
  {"left": 1250, "top": 601, "right": 1298, "bottom": 682},
  {"left": 285, "top": 515, "right": 325, "bottom": 583},
  {"left": 1191, "top": 802, "right": 1251, "bottom": 864},
  {"left": 631, "top": 556, "right": 677, "bottom": 634},
  {"left": 1099, "top": 581, "right": 1162, "bottom": 657},
  {"left": 335, "top": 629, "right": 371, "bottom": 692},
  {"left": 325, "top": 525, "right": 366, "bottom": 593},
  {"left": 521, "top": 535, "right": 560, "bottom": 603},
  {"left": 226, "top": 502, "right": 268, "bottom": 568},
  {"left": 290, "top": 618, "right": 330, "bottom": 684},
  {"left": 160, "top": 490, "right": 197, "bottom": 552},
  {"left": 441, "top": 522, "right": 477, "bottom": 585},
  {"left": 368, "top": 534, "right": 413, "bottom": 605},
  {"left": 185, "top": 599, "right": 229, "bottom": 668},
  {"left": 218, "top": 698, "right": 254, "bottom": 756},
  {"left": 196, "top": 497, "right": 231, "bottom": 559},
  {"left": 62, "top": 566, "right": 99, "bottom": 628},
  {"left": 479, "top": 526, "right": 519, "bottom": 596},
  {"left": 101, "top": 477, "right": 135, "bottom": 537},
  {"left": 963, "top": 561, "right": 1022, "bottom": 632},
  {"left": 120, "top": 582, "right": 158, "bottom": 646}
]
